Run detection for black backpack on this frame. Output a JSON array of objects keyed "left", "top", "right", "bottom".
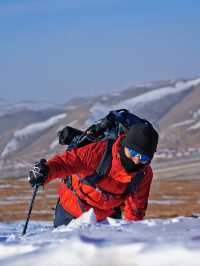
[
  {"left": 58, "top": 109, "right": 146, "bottom": 149},
  {"left": 57, "top": 109, "right": 147, "bottom": 197}
]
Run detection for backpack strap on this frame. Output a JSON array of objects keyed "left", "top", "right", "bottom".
[
  {"left": 91, "top": 169, "right": 145, "bottom": 197},
  {"left": 96, "top": 139, "right": 115, "bottom": 176},
  {"left": 81, "top": 139, "right": 115, "bottom": 186},
  {"left": 122, "top": 170, "right": 145, "bottom": 197},
  {"left": 81, "top": 137, "right": 145, "bottom": 197},
  {"left": 81, "top": 138, "right": 145, "bottom": 195}
]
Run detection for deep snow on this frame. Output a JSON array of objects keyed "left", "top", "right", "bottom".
[{"left": 0, "top": 209, "right": 200, "bottom": 266}]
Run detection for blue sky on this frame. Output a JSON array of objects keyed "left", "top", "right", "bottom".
[{"left": 0, "top": 0, "right": 200, "bottom": 104}]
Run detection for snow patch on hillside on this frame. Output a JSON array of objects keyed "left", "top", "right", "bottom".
[
  {"left": 85, "top": 102, "right": 111, "bottom": 127},
  {"left": 170, "top": 119, "right": 194, "bottom": 128},
  {"left": 115, "top": 78, "right": 200, "bottom": 110},
  {"left": 188, "top": 121, "right": 200, "bottom": 130},
  {"left": 1, "top": 113, "right": 66, "bottom": 157},
  {"left": 85, "top": 78, "right": 200, "bottom": 127},
  {"left": 49, "top": 139, "right": 59, "bottom": 149},
  {"left": 192, "top": 109, "right": 200, "bottom": 119}
]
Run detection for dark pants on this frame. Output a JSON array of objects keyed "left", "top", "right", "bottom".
[
  {"left": 54, "top": 204, "right": 122, "bottom": 227},
  {"left": 54, "top": 203, "right": 75, "bottom": 228},
  {"left": 111, "top": 207, "right": 122, "bottom": 219}
]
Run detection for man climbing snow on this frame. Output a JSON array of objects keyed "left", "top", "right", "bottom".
[{"left": 28, "top": 113, "right": 159, "bottom": 227}]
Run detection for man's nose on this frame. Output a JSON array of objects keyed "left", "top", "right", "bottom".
[{"left": 132, "top": 156, "right": 140, "bottom": 164}]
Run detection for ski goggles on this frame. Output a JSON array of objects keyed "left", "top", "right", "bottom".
[{"left": 127, "top": 147, "right": 151, "bottom": 163}]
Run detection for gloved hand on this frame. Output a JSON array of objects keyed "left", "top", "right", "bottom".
[{"left": 28, "top": 159, "right": 48, "bottom": 188}]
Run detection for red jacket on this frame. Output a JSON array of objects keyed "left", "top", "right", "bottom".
[{"left": 46, "top": 135, "right": 153, "bottom": 221}]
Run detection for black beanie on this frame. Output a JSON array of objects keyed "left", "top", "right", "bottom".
[{"left": 124, "top": 121, "right": 159, "bottom": 159}]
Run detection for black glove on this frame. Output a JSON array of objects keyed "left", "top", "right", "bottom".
[{"left": 28, "top": 159, "right": 48, "bottom": 188}]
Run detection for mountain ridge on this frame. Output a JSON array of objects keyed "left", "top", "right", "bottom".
[{"left": 0, "top": 77, "right": 200, "bottom": 178}]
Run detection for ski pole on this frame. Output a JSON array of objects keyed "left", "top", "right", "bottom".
[{"left": 22, "top": 185, "right": 39, "bottom": 235}]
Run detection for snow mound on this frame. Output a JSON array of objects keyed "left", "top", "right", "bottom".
[{"left": 0, "top": 211, "right": 200, "bottom": 266}]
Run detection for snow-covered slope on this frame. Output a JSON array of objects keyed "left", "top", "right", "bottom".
[
  {"left": 86, "top": 78, "right": 200, "bottom": 127},
  {"left": 1, "top": 113, "right": 66, "bottom": 157},
  {"left": 0, "top": 210, "right": 200, "bottom": 266}
]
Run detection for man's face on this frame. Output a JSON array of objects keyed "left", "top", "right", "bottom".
[{"left": 124, "top": 147, "right": 151, "bottom": 165}]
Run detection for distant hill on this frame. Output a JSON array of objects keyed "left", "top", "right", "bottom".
[{"left": 0, "top": 77, "right": 200, "bottom": 178}]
